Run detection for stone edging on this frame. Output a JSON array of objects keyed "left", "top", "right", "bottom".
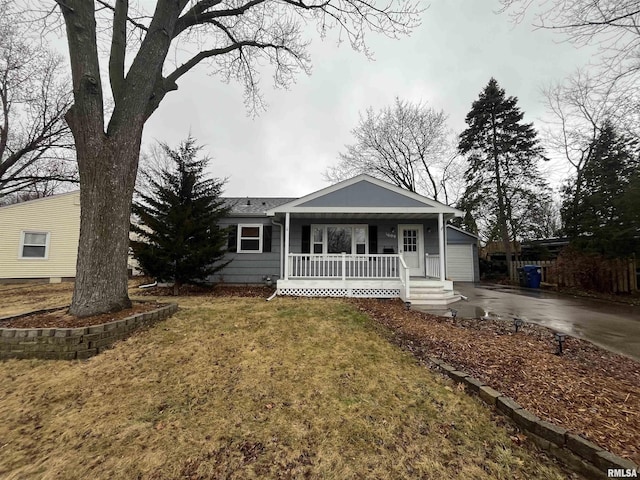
[
  {"left": 428, "top": 357, "right": 638, "bottom": 480},
  {"left": 0, "top": 303, "right": 178, "bottom": 361}
]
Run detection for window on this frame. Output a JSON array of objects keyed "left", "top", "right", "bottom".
[
  {"left": 238, "top": 224, "right": 263, "bottom": 253},
  {"left": 20, "top": 231, "right": 49, "bottom": 259},
  {"left": 312, "top": 226, "right": 324, "bottom": 254},
  {"left": 311, "top": 225, "right": 367, "bottom": 255},
  {"left": 403, "top": 229, "right": 418, "bottom": 252},
  {"left": 327, "top": 226, "right": 352, "bottom": 254}
]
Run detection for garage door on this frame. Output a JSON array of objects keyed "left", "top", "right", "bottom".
[{"left": 446, "top": 244, "right": 474, "bottom": 281}]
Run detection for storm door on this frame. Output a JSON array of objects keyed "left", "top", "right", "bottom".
[{"left": 398, "top": 224, "right": 425, "bottom": 276}]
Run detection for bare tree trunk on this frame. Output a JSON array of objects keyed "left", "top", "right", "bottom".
[
  {"left": 491, "top": 113, "right": 513, "bottom": 274},
  {"left": 69, "top": 131, "right": 141, "bottom": 316}
]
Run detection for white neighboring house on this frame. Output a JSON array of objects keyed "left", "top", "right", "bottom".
[
  {"left": 0, "top": 191, "right": 141, "bottom": 283},
  {"left": 0, "top": 191, "right": 81, "bottom": 283}
]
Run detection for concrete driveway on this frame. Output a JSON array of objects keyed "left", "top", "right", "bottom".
[{"left": 421, "top": 283, "right": 640, "bottom": 362}]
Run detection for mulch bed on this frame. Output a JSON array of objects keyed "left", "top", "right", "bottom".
[
  {"left": 135, "top": 283, "right": 276, "bottom": 298},
  {"left": 353, "top": 298, "right": 640, "bottom": 466},
  {"left": 0, "top": 302, "right": 164, "bottom": 329}
]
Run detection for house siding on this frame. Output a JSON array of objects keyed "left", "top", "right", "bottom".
[
  {"left": 211, "top": 217, "right": 282, "bottom": 284},
  {"left": 0, "top": 191, "right": 81, "bottom": 280},
  {"left": 297, "top": 182, "right": 431, "bottom": 208}
]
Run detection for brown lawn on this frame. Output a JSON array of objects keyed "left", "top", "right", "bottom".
[{"left": 0, "top": 285, "right": 579, "bottom": 479}]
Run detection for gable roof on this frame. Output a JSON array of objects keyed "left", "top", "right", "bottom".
[
  {"left": 266, "top": 174, "right": 463, "bottom": 216},
  {"left": 447, "top": 224, "right": 478, "bottom": 239},
  {"left": 0, "top": 190, "right": 80, "bottom": 211}
]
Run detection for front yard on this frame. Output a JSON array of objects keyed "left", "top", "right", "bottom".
[{"left": 0, "top": 284, "right": 573, "bottom": 479}]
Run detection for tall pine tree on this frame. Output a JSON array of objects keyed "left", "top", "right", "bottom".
[
  {"left": 561, "top": 121, "right": 640, "bottom": 257},
  {"left": 130, "top": 137, "right": 230, "bottom": 293},
  {"left": 458, "top": 78, "right": 549, "bottom": 271}
]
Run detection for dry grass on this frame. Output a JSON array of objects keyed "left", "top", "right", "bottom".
[
  {"left": 0, "top": 282, "right": 75, "bottom": 316},
  {"left": 0, "top": 290, "right": 575, "bottom": 479}
]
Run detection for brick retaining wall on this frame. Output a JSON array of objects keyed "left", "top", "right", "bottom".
[
  {"left": 429, "top": 356, "right": 638, "bottom": 479},
  {"left": 0, "top": 303, "right": 178, "bottom": 360}
]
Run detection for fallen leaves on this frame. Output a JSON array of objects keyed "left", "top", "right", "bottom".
[{"left": 355, "top": 298, "right": 640, "bottom": 465}]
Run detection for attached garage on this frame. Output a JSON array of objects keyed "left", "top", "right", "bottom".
[{"left": 446, "top": 226, "right": 479, "bottom": 282}]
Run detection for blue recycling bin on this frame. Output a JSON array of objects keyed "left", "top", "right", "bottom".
[{"left": 523, "top": 265, "right": 542, "bottom": 288}]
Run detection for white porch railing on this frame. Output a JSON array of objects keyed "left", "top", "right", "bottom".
[
  {"left": 398, "top": 255, "right": 410, "bottom": 300},
  {"left": 288, "top": 253, "right": 400, "bottom": 279},
  {"left": 425, "top": 254, "right": 440, "bottom": 278}
]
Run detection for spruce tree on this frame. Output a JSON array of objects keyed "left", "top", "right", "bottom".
[
  {"left": 562, "top": 121, "right": 640, "bottom": 257},
  {"left": 130, "top": 137, "right": 230, "bottom": 293},
  {"left": 458, "top": 78, "right": 549, "bottom": 271}
]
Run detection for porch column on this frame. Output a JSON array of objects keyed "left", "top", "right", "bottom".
[
  {"left": 438, "top": 213, "right": 445, "bottom": 281},
  {"left": 284, "top": 212, "right": 290, "bottom": 280}
]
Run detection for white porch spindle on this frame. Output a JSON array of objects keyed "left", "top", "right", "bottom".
[
  {"left": 286, "top": 254, "right": 402, "bottom": 279},
  {"left": 284, "top": 212, "right": 290, "bottom": 280},
  {"left": 425, "top": 254, "right": 440, "bottom": 278},
  {"left": 438, "top": 213, "right": 445, "bottom": 281}
]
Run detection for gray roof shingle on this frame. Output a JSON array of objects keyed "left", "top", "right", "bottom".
[{"left": 222, "top": 197, "right": 297, "bottom": 216}]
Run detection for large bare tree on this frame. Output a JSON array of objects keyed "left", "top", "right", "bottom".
[
  {"left": 541, "top": 69, "right": 639, "bottom": 227},
  {"left": 500, "top": 0, "right": 640, "bottom": 87},
  {"left": 25, "top": 1, "right": 421, "bottom": 316},
  {"left": 326, "top": 98, "right": 464, "bottom": 204},
  {"left": 0, "top": 1, "right": 75, "bottom": 200}
]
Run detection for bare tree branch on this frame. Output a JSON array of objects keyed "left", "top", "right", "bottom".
[
  {"left": 108, "top": 0, "right": 128, "bottom": 104},
  {"left": 0, "top": 1, "right": 76, "bottom": 199},
  {"left": 326, "top": 98, "right": 464, "bottom": 204}
]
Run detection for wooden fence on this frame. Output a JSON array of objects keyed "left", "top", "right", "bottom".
[{"left": 509, "top": 256, "right": 638, "bottom": 294}]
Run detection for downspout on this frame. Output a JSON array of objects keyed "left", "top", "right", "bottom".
[
  {"left": 272, "top": 218, "right": 284, "bottom": 282},
  {"left": 438, "top": 213, "right": 446, "bottom": 282},
  {"left": 284, "top": 212, "right": 290, "bottom": 280}
]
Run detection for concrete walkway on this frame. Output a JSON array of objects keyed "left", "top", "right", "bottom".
[{"left": 417, "top": 283, "right": 640, "bottom": 362}]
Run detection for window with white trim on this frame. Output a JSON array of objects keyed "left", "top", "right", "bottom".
[
  {"left": 238, "top": 224, "right": 263, "bottom": 253},
  {"left": 20, "top": 231, "right": 50, "bottom": 259},
  {"left": 312, "top": 226, "right": 324, "bottom": 254},
  {"left": 311, "top": 225, "right": 368, "bottom": 254}
]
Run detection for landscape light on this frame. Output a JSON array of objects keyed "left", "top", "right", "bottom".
[
  {"left": 405, "top": 301, "right": 411, "bottom": 311},
  {"left": 513, "top": 317, "right": 524, "bottom": 332},
  {"left": 555, "top": 332, "right": 567, "bottom": 355},
  {"left": 450, "top": 308, "right": 458, "bottom": 319}
]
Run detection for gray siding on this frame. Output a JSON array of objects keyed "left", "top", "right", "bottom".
[
  {"left": 211, "top": 217, "right": 282, "bottom": 284},
  {"left": 211, "top": 218, "right": 478, "bottom": 284},
  {"left": 298, "top": 181, "right": 431, "bottom": 208},
  {"left": 447, "top": 226, "right": 477, "bottom": 244}
]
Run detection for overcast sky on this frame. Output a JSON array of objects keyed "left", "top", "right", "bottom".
[{"left": 141, "top": 0, "right": 597, "bottom": 198}]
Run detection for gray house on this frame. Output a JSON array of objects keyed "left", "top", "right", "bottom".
[{"left": 215, "top": 174, "right": 478, "bottom": 305}]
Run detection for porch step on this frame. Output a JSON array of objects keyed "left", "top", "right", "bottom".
[{"left": 407, "top": 285, "right": 461, "bottom": 306}]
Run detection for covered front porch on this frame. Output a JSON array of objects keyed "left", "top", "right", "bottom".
[
  {"left": 274, "top": 214, "right": 458, "bottom": 305},
  {"left": 265, "top": 175, "right": 464, "bottom": 305}
]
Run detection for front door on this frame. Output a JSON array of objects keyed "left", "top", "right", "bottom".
[{"left": 398, "top": 224, "right": 425, "bottom": 276}]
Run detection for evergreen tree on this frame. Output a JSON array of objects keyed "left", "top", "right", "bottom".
[
  {"left": 561, "top": 121, "right": 640, "bottom": 257},
  {"left": 130, "top": 137, "right": 230, "bottom": 292},
  {"left": 458, "top": 78, "right": 549, "bottom": 269}
]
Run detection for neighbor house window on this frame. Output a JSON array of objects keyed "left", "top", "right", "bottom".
[
  {"left": 20, "top": 231, "right": 50, "bottom": 259},
  {"left": 238, "top": 224, "right": 263, "bottom": 253},
  {"left": 311, "top": 225, "right": 367, "bottom": 255}
]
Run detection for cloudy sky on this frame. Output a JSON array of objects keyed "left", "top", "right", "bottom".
[{"left": 141, "top": 0, "right": 597, "bottom": 198}]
